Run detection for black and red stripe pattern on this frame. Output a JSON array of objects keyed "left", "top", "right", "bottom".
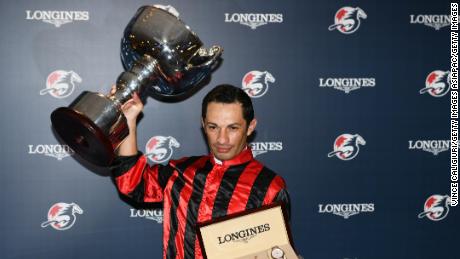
[{"left": 112, "top": 148, "right": 290, "bottom": 259}]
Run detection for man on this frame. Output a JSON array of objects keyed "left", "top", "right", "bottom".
[{"left": 111, "top": 84, "right": 290, "bottom": 259}]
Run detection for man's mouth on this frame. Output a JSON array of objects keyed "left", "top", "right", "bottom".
[{"left": 215, "top": 146, "right": 232, "bottom": 153}]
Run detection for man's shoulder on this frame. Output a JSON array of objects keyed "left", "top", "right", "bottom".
[
  {"left": 251, "top": 159, "right": 286, "bottom": 186},
  {"left": 252, "top": 158, "right": 280, "bottom": 175}
]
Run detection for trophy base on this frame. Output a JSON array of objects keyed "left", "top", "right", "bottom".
[{"left": 51, "top": 107, "right": 116, "bottom": 166}]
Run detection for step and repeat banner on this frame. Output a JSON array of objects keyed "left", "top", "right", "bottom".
[{"left": 0, "top": 0, "right": 458, "bottom": 258}]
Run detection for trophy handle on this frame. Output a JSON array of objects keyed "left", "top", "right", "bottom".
[{"left": 187, "top": 45, "right": 223, "bottom": 70}]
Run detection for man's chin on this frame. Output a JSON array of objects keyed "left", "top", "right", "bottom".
[{"left": 213, "top": 152, "right": 235, "bottom": 161}]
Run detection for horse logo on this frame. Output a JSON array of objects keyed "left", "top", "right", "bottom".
[
  {"left": 328, "top": 133, "right": 366, "bottom": 161},
  {"left": 419, "top": 70, "right": 451, "bottom": 97},
  {"left": 41, "top": 202, "right": 83, "bottom": 231},
  {"left": 328, "top": 7, "right": 367, "bottom": 34},
  {"left": 153, "top": 4, "right": 179, "bottom": 17},
  {"left": 40, "top": 70, "right": 81, "bottom": 98},
  {"left": 418, "top": 195, "right": 450, "bottom": 221},
  {"left": 242, "top": 70, "right": 276, "bottom": 98},
  {"left": 145, "top": 136, "right": 180, "bottom": 163}
]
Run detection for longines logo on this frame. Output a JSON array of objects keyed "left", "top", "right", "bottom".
[
  {"left": 410, "top": 14, "right": 451, "bottom": 30},
  {"left": 319, "top": 78, "right": 375, "bottom": 94},
  {"left": 218, "top": 223, "right": 270, "bottom": 244},
  {"left": 224, "top": 13, "right": 283, "bottom": 29},
  {"left": 318, "top": 203, "right": 374, "bottom": 219},
  {"left": 25, "top": 10, "right": 89, "bottom": 27},
  {"left": 130, "top": 209, "right": 163, "bottom": 224},
  {"left": 408, "top": 140, "right": 452, "bottom": 155},
  {"left": 28, "top": 144, "right": 74, "bottom": 160},
  {"left": 249, "top": 142, "right": 283, "bottom": 157}
]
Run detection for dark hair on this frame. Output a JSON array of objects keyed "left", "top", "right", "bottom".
[{"left": 201, "top": 84, "right": 254, "bottom": 126}]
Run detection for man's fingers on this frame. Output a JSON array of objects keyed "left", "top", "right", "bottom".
[
  {"left": 110, "top": 85, "right": 116, "bottom": 95},
  {"left": 110, "top": 86, "right": 141, "bottom": 106},
  {"left": 122, "top": 99, "right": 134, "bottom": 109},
  {"left": 132, "top": 92, "right": 141, "bottom": 103}
]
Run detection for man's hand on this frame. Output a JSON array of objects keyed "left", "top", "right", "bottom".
[
  {"left": 110, "top": 85, "right": 143, "bottom": 129},
  {"left": 111, "top": 85, "right": 143, "bottom": 156}
]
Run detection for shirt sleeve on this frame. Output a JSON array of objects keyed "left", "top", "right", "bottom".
[
  {"left": 273, "top": 188, "right": 291, "bottom": 222},
  {"left": 262, "top": 174, "right": 291, "bottom": 222},
  {"left": 110, "top": 151, "right": 174, "bottom": 203}
]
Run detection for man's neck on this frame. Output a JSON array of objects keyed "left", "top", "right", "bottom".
[{"left": 211, "top": 146, "right": 253, "bottom": 167}]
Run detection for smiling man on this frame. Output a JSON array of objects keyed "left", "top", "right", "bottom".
[{"left": 111, "top": 84, "right": 290, "bottom": 259}]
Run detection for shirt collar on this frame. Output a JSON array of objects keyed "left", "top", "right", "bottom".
[{"left": 210, "top": 147, "right": 253, "bottom": 167}]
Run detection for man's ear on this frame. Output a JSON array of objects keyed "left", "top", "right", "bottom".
[
  {"left": 201, "top": 118, "right": 206, "bottom": 131},
  {"left": 247, "top": 118, "right": 257, "bottom": 136}
]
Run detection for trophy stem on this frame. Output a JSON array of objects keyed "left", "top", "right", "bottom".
[{"left": 110, "top": 54, "right": 160, "bottom": 107}]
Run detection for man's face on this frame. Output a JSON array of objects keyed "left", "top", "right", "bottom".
[{"left": 202, "top": 102, "right": 257, "bottom": 161}]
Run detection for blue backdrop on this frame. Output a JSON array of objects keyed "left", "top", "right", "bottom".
[{"left": 0, "top": 0, "right": 457, "bottom": 258}]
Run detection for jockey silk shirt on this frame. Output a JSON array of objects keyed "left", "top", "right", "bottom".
[{"left": 111, "top": 148, "right": 290, "bottom": 259}]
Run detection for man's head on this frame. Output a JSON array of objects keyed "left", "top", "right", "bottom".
[{"left": 201, "top": 84, "right": 257, "bottom": 161}]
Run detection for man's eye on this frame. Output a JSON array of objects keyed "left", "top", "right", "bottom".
[
  {"left": 230, "top": 126, "right": 239, "bottom": 130},
  {"left": 208, "top": 126, "right": 216, "bottom": 130}
]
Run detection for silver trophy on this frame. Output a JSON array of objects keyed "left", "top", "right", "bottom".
[{"left": 50, "top": 6, "right": 223, "bottom": 166}]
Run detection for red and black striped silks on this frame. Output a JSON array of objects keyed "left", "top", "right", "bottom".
[{"left": 111, "top": 148, "right": 290, "bottom": 259}]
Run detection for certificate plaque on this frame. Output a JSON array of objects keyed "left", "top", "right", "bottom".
[{"left": 197, "top": 203, "right": 299, "bottom": 259}]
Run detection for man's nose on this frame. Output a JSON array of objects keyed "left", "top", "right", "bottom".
[{"left": 217, "top": 128, "right": 229, "bottom": 144}]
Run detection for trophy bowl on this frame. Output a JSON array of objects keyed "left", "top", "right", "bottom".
[{"left": 51, "top": 6, "right": 223, "bottom": 166}]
